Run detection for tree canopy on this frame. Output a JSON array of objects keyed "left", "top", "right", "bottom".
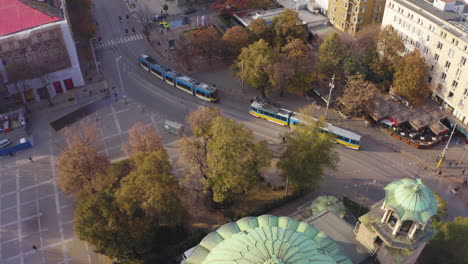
[
  {"left": 278, "top": 117, "right": 338, "bottom": 193},
  {"left": 272, "top": 9, "right": 307, "bottom": 47},
  {"left": 248, "top": 18, "right": 273, "bottom": 43},
  {"left": 317, "top": 32, "right": 343, "bottom": 77},
  {"left": 222, "top": 26, "right": 250, "bottom": 60},
  {"left": 123, "top": 122, "right": 163, "bottom": 156},
  {"left": 57, "top": 122, "right": 110, "bottom": 197},
  {"left": 233, "top": 39, "right": 276, "bottom": 98},
  {"left": 392, "top": 49, "right": 429, "bottom": 105},
  {"left": 190, "top": 26, "right": 221, "bottom": 61},
  {"left": 338, "top": 74, "right": 377, "bottom": 116},
  {"left": 179, "top": 107, "right": 271, "bottom": 204}
]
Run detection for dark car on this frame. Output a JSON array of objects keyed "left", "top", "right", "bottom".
[
  {"left": 182, "top": 17, "right": 190, "bottom": 25},
  {"left": 183, "top": 8, "right": 196, "bottom": 15},
  {"left": 153, "top": 14, "right": 167, "bottom": 22}
]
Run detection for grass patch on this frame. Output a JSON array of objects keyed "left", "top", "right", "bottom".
[
  {"left": 343, "top": 197, "right": 369, "bottom": 218},
  {"left": 224, "top": 183, "right": 303, "bottom": 220}
]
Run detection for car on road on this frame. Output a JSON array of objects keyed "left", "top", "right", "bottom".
[
  {"left": 153, "top": 14, "right": 167, "bottom": 21},
  {"left": 0, "top": 138, "right": 11, "bottom": 149},
  {"left": 182, "top": 17, "right": 190, "bottom": 25},
  {"left": 183, "top": 7, "right": 196, "bottom": 15},
  {"left": 160, "top": 21, "right": 170, "bottom": 29}
]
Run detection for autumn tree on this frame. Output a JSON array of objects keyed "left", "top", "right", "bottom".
[
  {"left": 206, "top": 117, "right": 270, "bottom": 203},
  {"left": 371, "top": 25, "right": 404, "bottom": 89},
  {"left": 122, "top": 122, "right": 163, "bottom": 156},
  {"left": 278, "top": 116, "right": 338, "bottom": 194},
  {"left": 221, "top": 26, "right": 250, "bottom": 60},
  {"left": 337, "top": 74, "right": 377, "bottom": 116},
  {"left": 212, "top": 0, "right": 248, "bottom": 13},
  {"left": 57, "top": 122, "right": 110, "bottom": 197},
  {"left": 233, "top": 39, "right": 276, "bottom": 98},
  {"left": 190, "top": 26, "right": 222, "bottom": 61},
  {"left": 176, "top": 34, "right": 195, "bottom": 71},
  {"left": 420, "top": 216, "right": 468, "bottom": 264},
  {"left": 179, "top": 107, "right": 271, "bottom": 204},
  {"left": 248, "top": 18, "right": 273, "bottom": 43},
  {"left": 392, "top": 49, "right": 429, "bottom": 106},
  {"left": 341, "top": 27, "right": 378, "bottom": 77},
  {"left": 75, "top": 150, "right": 184, "bottom": 263},
  {"left": 272, "top": 9, "right": 307, "bottom": 47},
  {"left": 273, "top": 38, "right": 314, "bottom": 95},
  {"left": 317, "top": 32, "right": 344, "bottom": 77}
]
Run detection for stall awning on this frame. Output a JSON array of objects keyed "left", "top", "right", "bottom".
[{"left": 380, "top": 119, "right": 394, "bottom": 127}]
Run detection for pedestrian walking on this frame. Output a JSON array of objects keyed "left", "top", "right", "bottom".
[
  {"left": 32, "top": 244, "right": 38, "bottom": 251},
  {"left": 89, "top": 90, "right": 92, "bottom": 97},
  {"left": 438, "top": 170, "right": 442, "bottom": 177},
  {"left": 464, "top": 177, "right": 467, "bottom": 186},
  {"left": 114, "top": 92, "right": 118, "bottom": 102},
  {"left": 28, "top": 157, "right": 33, "bottom": 162},
  {"left": 462, "top": 169, "right": 465, "bottom": 175},
  {"left": 449, "top": 161, "right": 452, "bottom": 167}
]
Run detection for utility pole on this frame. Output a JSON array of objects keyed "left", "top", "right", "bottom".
[
  {"left": 437, "top": 124, "right": 457, "bottom": 168},
  {"left": 89, "top": 38, "right": 100, "bottom": 79},
  {"left": 115, "top": 56, "right": 127, "bottom": 104},
  {"left": 324, "top": 74, "right": 335, "bottom": 120}
]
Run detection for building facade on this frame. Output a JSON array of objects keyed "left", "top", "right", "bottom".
[
  {"left": 328, "top": 0, "right": 386, "bottom": 35},
  {"left": 0, "top": 0, "right": 84, "bottom": 104},
  {"left": 381, "top": 0, "right": 468, "bottom": 124}
]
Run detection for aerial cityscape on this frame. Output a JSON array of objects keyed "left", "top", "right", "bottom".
[{"left": 0, "top": 0, "right": 466, "bottom": 263}]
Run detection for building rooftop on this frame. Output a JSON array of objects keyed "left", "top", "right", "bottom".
[
  {"left": 0, "top": 0, "right": 62, "bottom": 36},
  {"left": 394, "top": 0, "right": 467, "bottom": 38},
  {"left": 383, "top": 178, "right": 438, "bottom": 225},
  {"left": 183, "top": 215, "right": 353, "bottom": 264}
]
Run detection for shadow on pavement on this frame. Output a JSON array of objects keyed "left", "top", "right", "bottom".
[{"left": 50, "top": 96, "right": 114, "bottom": 131}]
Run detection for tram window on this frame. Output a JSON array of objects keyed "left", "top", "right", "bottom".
[
  {"left": 196, "top": 90, "right": 206, "bottom": 97},
  {"left": 166, "top": 76, "right": 173, "bottom": 82},
  {"left": 350, "top": 139, "right": 358, "bottom": 144}
]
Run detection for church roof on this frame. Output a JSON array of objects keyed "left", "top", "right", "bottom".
[
  {"left": 0, "top": 0, "right": 62, "bottom": 36},
  {"left": 311, "top": 195, "right": 346, "bottom": 218},
  {"left": 384, "top": 178, "right": 438, "bottom": 224},
  {"left": 183, "top": 215, "right": 352, "bottom": 264}
]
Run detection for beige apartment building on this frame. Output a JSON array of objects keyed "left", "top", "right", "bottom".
[
  {"left": 327, "top": 0, "right": 386, "bottom": 35},
  {"left": 381, "top": 0, "right": 468, "bottom": 125}
]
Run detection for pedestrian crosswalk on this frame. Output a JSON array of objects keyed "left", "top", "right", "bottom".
[{"left": 94, "top": 34, "right": 144, "bottom": 49}]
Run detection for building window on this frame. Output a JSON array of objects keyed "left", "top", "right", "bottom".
[
  {"left": 355, "top": 6, "right": 358, "bottom": 12},
  {"left": 445, "top": 61, "right": 451, "bottom": 69},
  {"left": 428, "top": 76, "right": 432, "bottom": 83},
  {"left": 430, "top": 65, "right": 435, "bottom": 71},
  {"left": 437, "top": 42, "right": 443, "bottom": 49},
  {"left": 341, "top": 22, "right": 345, "bottom": 28},
  {"left": 354, "top": 16, "right": 357, "bottom": 22},
  {"left": 452, "top": 80, "right": 458, "bottom": 88},
  {"left": 426, "top": 35, "right": 430, "bottom": 42},
  {"left": 448, "top": 91, "right": 454, "bottom": 98},
  {"left": 441, "top": 72, "right": 447, "bottom": 80},
  {"left": 361, "top": 7, "right": 366, "bottom": 13},
  {"left": 393, "top": 15, "right": 396, "bottom": 22},
  {"left": 423, "top": 47, "right": 429, "bottom": 54},
  {"left": 455, "top": 68, "right": 461, "bottom": 76},
  {"left": 358, "top": 17, "right": 363, "bottom": 23},
  {"left": 415, "top": 42, "right": 420, "bottom": 48},
  {"left": 333, "top": 7, "right": 337, "bottom": 12},
  {"left": 448, "top": 48, "right": 454, "bottom": 58},
  {"left": 460, "top": 56, "right": 466, "bottom": 66},
  {"left": 342, "top": 12, "right": 346, "bottom": 18},
  {"left": 344, "top": 2, "right": 348, "bottom": 8}
]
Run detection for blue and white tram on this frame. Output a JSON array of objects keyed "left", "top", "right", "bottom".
[
  {"left": 138, "top": 54, "right": 219, "bottom": 102},
  {"left": 249, "top": 99, "right": 361, "bottom": 150}
]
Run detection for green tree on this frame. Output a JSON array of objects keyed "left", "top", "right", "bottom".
[
  {"left": 272, "top": 9, "right": 307, "bottom": 47},
  {"left": 57, "top": 122, "right": 110, "bottom": 197},
  {"left": 371, "top": 25, "right": 404, "bottom": 90},
  {"left": 116, "top": 150, "right": 184, "bottom": 226},
  {"left": 420, "top": 217, "right": 468, "bottom": 264},
  {"left": 221, "top": 26, "right": 250, "bottom": 60},
  {"left": 341, "top": 28, "right": 378, "bottom": 77},
  {"left": 275, "top": 38, "right": 314, "bottom": 95},
  {"left": 317, "top": 32, "right": 344, "bottom": 76},
  {"left": 338, "top": 74, "right": 377, "bottom": 116},
  {"left": 179, "top": 107, "right": 271, "bottom": 204},
  {"left": 392, "top": 49, "right": 429, "bottom": 106},
  {"left": 278, "top": 118, "right": 339, "bottom": 193},
  {"left": 163, "top": 4, "right": 169, "bottom": 13},
  {"left": 247, "top": 18, "right": 273, "bottom": 43},
  {"left": 206, "top": 117, "right": 270, "bottom": 203},
  {"left": 233, "top": 39, "right": 276, "bottom": 98}
]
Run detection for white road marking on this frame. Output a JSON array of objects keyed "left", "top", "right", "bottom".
[{"left": 16, "top": 168, "right": 24, "bottom": 264}]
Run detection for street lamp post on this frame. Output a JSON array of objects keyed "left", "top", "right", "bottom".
[
  {"left": 324, "top": 74, "right": 335, "bottom": 120},
  {"left": 89, "top": 38, "right": 100, "bottom": 79},
  {"left": 437, "top": 124, "right": 457, "bottom": 168},
  {"left": 115, "top": 56, "right": 127, "bottom": 104}
]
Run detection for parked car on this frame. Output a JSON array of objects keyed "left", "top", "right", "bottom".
[
  {"left": 183, "top": 8, "right": 196, "bottom": 15},
  {"left": 0, "top": 138, "right": 11, "bottom": 149},
  {"left": 160, "top": 21, "right": 170, "bottom": 29},
  {"left": 153, "top": 14, "right": 167, "bottom": 22},
  {"left": 182, "top": 17, "right": 190, "bottom": 25}
]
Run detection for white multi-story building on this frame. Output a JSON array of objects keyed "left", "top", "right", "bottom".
[
  {"left": 0, "top": 0, "right": 84, "bottom": 104},
  {"left": 381, "top": 0, "right": 468, "bottom": 124}
]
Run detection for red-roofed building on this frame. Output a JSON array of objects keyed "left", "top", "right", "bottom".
[{"left": 0, "top": 0, "right": 84, "bottom": 104}]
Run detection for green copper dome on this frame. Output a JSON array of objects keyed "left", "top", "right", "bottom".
[
  {"left": 184, "top": 215, "right": 352, "bottom": 264},
  {"left": 311, "top": 196, "right": 346, "bottom": 218},
  {"left": 384, "top": 178, "right": 437, "bottom": 224}
]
